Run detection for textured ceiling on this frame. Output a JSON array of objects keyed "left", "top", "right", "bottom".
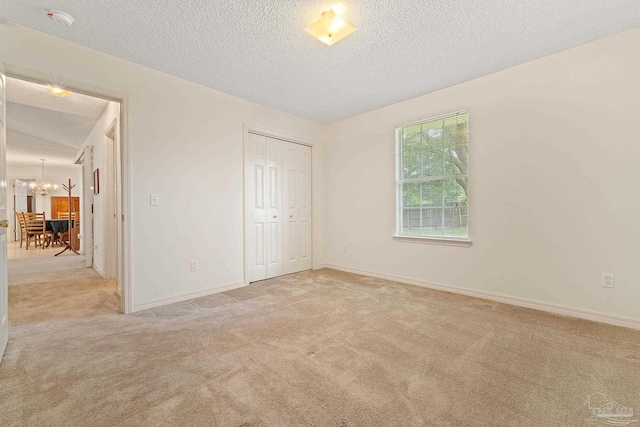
[
  {"left": 6, "top": 129, "right": 78, "bottom": 167},
  {"left": 5, "top": 77, "right": 109, "bottom": 167},
  {"left": 7, "top": 102, "right": 99, "bottom": 149},
  {"left": 7, "top": 77, "right": 109, "bottom": 119},
  {"left": 1, "top": 1, "right": 640, "bottom": 122}
]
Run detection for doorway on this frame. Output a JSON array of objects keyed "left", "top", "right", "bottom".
[
  {"left": 244, "top": 130, "right": 313, "bottom": 284},
  {"left": 3, "top": 74, "right": 128, "bottom": 321}
]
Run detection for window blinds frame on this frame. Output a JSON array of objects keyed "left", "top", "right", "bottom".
[{"left": 395, "top": 110, "right": 471, "bottom": 244}]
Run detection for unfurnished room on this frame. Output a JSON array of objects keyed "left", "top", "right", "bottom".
[{"left": 0, "top": 1, "right": 639, "bottom": 426}]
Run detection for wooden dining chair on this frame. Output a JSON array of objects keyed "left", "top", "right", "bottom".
[
  {"left": 58, "top": 211, "right": 71, "bottom": 219},
  {"left": 24, "top": 212, "right": 54, "bottom": 249},
  {"left": 15, "top": 210, "right": 26, "bottom": 248},
  {"left": 58, "top": 211, "right": 79, "bottom": 227},
  {"left": 23, "top": 212, "right": 44, "bottom": 249}
]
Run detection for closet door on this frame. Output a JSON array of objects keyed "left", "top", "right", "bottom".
[
  {"left": 245, "top": 134, "right": 311, "bottom": 283},
  {"left": 283, "top": 142, "right": 299, "bottom": 274},
  {"left": 298, "top": 145, "right": 312, "bottom": 271},
  {"left": 265, "top": 137, "right": 284, "bottom": 278},
  {"left": 245, "top": 133, "right": 267, "bottom": 282}
]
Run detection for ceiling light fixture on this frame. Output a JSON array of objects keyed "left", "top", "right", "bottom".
[
  {"left": 306, "top": 9, "right": 356, "bottom": 46},
  {"left": 47, "top": 86, "right": 71, "bottom": 97},
  {"left": 29, "top": 159, "right": 59, "bottom": 196}
]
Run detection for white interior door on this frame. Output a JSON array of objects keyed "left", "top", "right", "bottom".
[
  {"left": 245, "top": 133, "right": 267, "bottom": 282},
  {"left": 0, "top": 57, "right": 9, "bottom": 362},
  {"left": 265, "top": 137, "right": 283, "bottom": 279}
]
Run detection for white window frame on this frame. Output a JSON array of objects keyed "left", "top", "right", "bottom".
[{"left": 393, "top": 110, "right": 472, "bottom": 247}]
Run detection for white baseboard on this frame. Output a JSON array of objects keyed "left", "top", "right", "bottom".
[
  {"left": 322, "top": 264, "right": 640, "bottom": 331},
  {"left": 132, "top": 281, "right": 246, "bottom": 312},
  {"left": 93, "top": 265, "right": 106, "bottom": 279}
]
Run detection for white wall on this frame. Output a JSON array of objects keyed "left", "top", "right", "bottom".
[
  {"left": 7, "top": 165, "right": 82, "bottom": 241},
  {"left": 81, "top": 102, "right": 120, "bottom": 279},
  {"left": 325, "top": 28, "right": 640, "bottom": 324},
  {"left": 0, "top": 25, "right": 326, "bottom": 310}
]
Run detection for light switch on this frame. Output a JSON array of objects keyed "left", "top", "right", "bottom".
[{"left": 150, "top": 194, "right": 159, "bottom": 206}]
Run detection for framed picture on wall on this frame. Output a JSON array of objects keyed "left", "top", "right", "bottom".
[{"left": 93, "top": 169, "right": 100, "bottom": 195}]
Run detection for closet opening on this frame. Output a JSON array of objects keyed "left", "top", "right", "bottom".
[{"left": 243, "top": 129, "right": 313, "bottom": 284}]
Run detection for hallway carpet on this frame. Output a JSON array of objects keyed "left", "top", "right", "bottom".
[
  {"left": 1, "top": 269, "right": 639, "bottom": 426},
  {"left": 7, "top": 255, "right": 120, "bottom": 323}
]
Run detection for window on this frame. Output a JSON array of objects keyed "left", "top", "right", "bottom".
[{"left": 396, "top": 111, "right": 469, "bottom": 240}]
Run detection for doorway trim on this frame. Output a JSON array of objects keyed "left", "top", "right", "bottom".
[
  {"left": 5, "top": 66, "right": 133, "bottom": 314},
  {"left": 242, "top": 124, "right": 317, "bottom": 286},
  {"left": 104, "top": 118, "right": 120, "bottom": 286}
]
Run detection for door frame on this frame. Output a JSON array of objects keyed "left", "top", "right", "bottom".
[
  {"left": 5, "top": 67, "right": 133, "bottom": 314},
  {"left": 104, "top": 119, "right": 119, "bottom": 283},
  {"left": 242, "top": 125, "right": 317, "bottom": 286}
]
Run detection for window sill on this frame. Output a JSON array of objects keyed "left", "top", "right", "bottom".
[{"left": 392, "top": 235, "right": 473, "bottom": 247}]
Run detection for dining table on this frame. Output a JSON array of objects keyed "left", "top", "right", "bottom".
[{"left": 46, "top": 219, "right": 75, "bottom": 246}]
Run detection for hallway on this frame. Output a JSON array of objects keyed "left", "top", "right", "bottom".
[{"left": 8, "top": 242, "right": 120, "bottom": 323}]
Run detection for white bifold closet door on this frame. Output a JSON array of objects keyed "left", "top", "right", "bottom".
[{"left": 245, "top": 133, "right": 311, "bottom": 283}]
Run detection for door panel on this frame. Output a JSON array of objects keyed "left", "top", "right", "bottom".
[
  {"left": 283, "top": 142, "right": 299, "bottom": 274},
  {"left": 298, "top": 145, "right": 312, "bottom": 271},
  {"left": 265, "top": 137, "right": 283, "bottom": 278},
  {"left": 254, "top": 165, "right": 264, "bottom": 209},
  {"left": 0, "top": 57, "right": 8, "bottom": 361},
  {"left": 254, "top": 223, "right": 264, "bottom": 268},
  {"left": 245, "top": 134, "right": 267, "bottom": 282}
]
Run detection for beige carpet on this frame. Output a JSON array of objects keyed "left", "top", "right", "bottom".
[
  {"left": 7, "top": 255, "right": 120, "bottom": 323},
  {"left": 1, "top": 268, "right": 639, "bottom": 426}
]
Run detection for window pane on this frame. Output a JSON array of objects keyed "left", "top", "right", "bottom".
[
  {"left": 444, "top": 118, "right": 468, "bottom": 175},
  {"left": 402, "top": 182, "right": 420, "bottom": 207},
  {"left": 421, "top": 120, "right": 444, "bottom": 177},
  {"left": 401, "top": 179, "right": 468, "bottom": 238},
  {"left": 402, "top": 124, "right": 421, "bottom": 179},
  {"left": 401, "top": 183, "right": 421, "bottom": 235},
  {"left": 421, "top": 180, "right": 444, "bottom": 236},
  {"left": 443, "top": 179, "right": 468, "bottom": 237}
]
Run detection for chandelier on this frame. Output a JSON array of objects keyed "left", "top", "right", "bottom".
[{"left": 29, "top": 159, "right": 58, "bottom": 196}]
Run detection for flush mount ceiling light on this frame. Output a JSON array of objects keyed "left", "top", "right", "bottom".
[
  {"left": 306, "top": 9, "right": 356, "bottom": 46},
  {"left": 47, "top": 86, "right": 71, "bottom": 97},
  {"left": 44, "top": 9, "right": 74, "bottom": 27}
]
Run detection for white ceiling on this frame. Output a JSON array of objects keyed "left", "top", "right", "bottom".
[
  {"left": 6, "top": 129, "right": 78, "bottom": 167},
  {"left": 7, "top": 77, "right": 109, "bottom": 119},
  {"left": 1, "top": 1, "right": 640, "bottom": 123},
  {"left": 5, "top": 77, "right": 109, "bottom": 167}
]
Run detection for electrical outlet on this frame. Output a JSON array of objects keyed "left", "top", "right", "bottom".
[
  {"left": 343, "top": 244, "right": 348, "bottom": 254},
  {"left": 602, "top": 273, "right": 615, "bottom": 288},
  {"left": 190, "top": 260, "right": 198, "bottom": 272}
]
